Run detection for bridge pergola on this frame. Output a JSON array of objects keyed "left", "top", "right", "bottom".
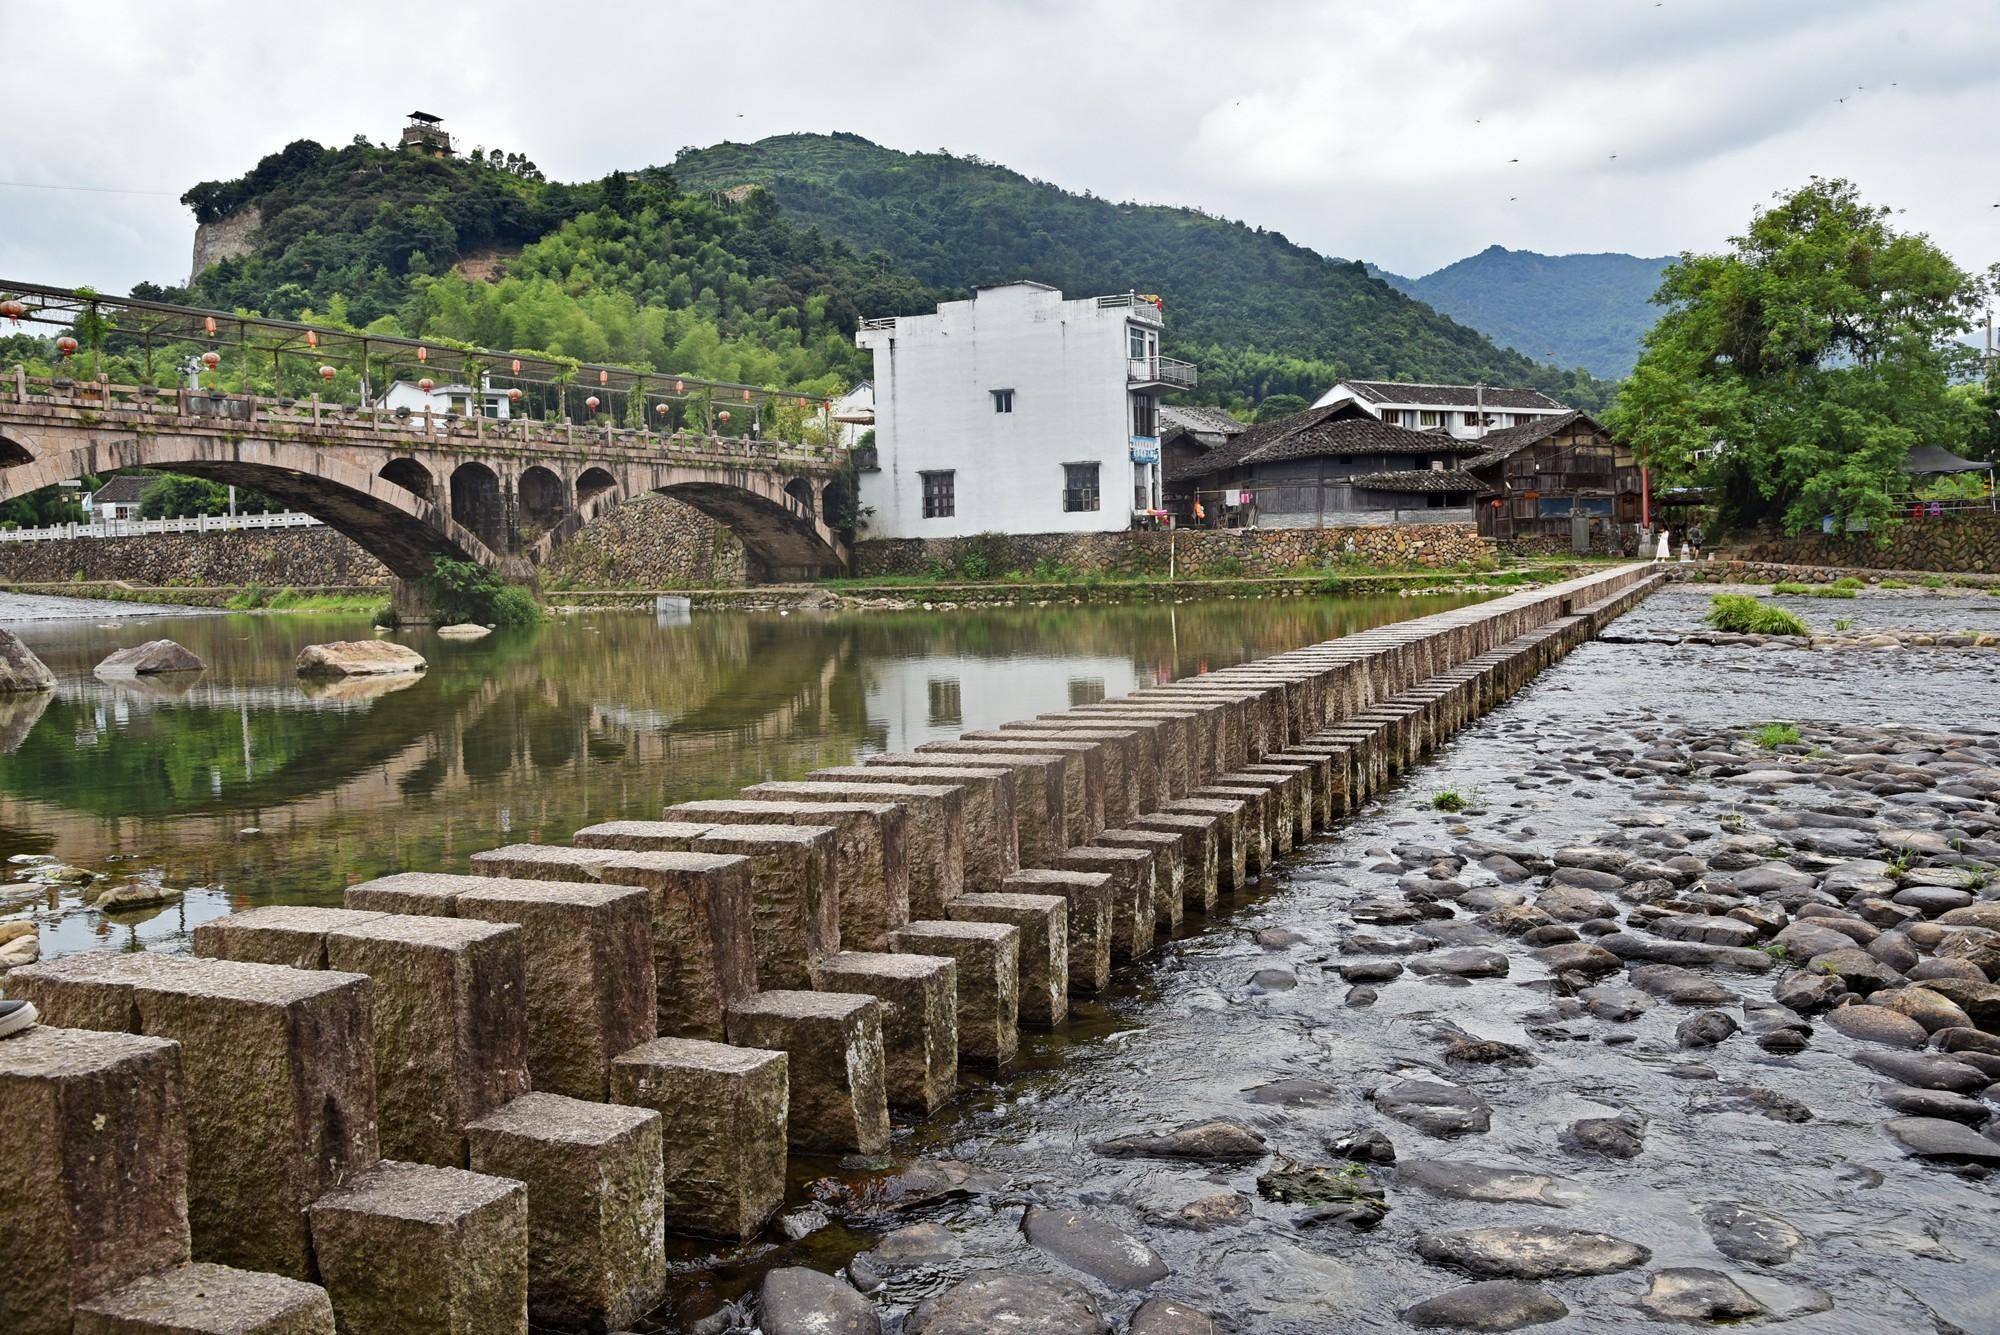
[
  {"left": 0, "top": 281, "right": 855, "bottom": 584},
  {"left": 0, "top": 279, "right": 835, "bottom": 439}
]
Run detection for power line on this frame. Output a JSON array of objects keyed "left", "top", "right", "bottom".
[{"left": 0, "top": 180, "right": 180, "bottom": 198}]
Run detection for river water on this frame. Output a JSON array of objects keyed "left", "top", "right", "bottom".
[{"left": 0, "top": 590, "right": 1485, "bottom": 963}]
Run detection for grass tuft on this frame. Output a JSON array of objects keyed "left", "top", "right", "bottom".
[
  {"left": 1707, "top": 593, "right": 1809, "bottom": 636},
  {"left": 1753, "top": 722, "right": 1802, "bottom": 748}
]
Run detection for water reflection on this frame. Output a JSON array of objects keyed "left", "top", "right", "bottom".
[{"left": 0, "top": 593, "right": 1488, "bottom": 956}]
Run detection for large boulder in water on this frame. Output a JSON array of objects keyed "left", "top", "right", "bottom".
[
  {"left": 95, "top": 639, "right": 206, "bottom": 677},
  {"left": 0, "top": 629, "right": 55, "bottom": 693},
  {"left": 295, "top": 640, "right": 427, "bottom": 679}
]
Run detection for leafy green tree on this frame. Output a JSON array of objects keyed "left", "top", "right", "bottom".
[
  {"left": 139, "top": 474, "right": 278, "bottom": 519},
  {"left": 1254, "top": 393, "right": 1310, "bottom": 422},
  {"left": 1611, "top": 179, "right": 1989, "bottom": 534}
]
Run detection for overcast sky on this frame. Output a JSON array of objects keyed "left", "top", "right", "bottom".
[{"left": 4, "top": 0, "right": 1997, "bottom": 296}]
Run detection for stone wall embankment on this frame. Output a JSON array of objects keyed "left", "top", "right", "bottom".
[
  {"left": 1679, "top": 559, "right": 2000, "bottom": 589},
  {"left": 853, "top": 524, "right": 1488, "bottom": 579},
  {"left": 1728, "top": 511, "right": 2000, "bottom": 574},
  {"left": 0, "top": 526, "right": 393, "bottom": 588},
  {"left": 540, "top": 495, "right": 746, "bottom": 588}
]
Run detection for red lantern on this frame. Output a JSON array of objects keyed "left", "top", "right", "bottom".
[
  {"left": 654, "top": 402, "right": 669, "bottom": 416},
  {"left": 203, "top": 316, "right": 218, "bottom": 337},
  {"left": 511, "top": 358, "right": 522, "bottom": 375},
  {"left": 319, "top": 365, "right": 336, "bottom": 383},
  {"left": 200, "top": 350, "right": 220, "bottom": 372},
  {"left": 55, "top": 335, "right": 79, "bottom": 359},
  {"left": 741, "top": 388, "right": 752, "bottom": 402},
  {"left": 416, "top": 346, "right": 429, "bottom": 364},
  {"left": 598, "top": 369, "right": 609, "bottom": 387},
  {"left": 304, "top": 330, "right": 318, "bottom": 349},
  {"left": 418, "top": 377, "right": 434, "bottom": 393},
  {"left": 0, "top": 299, "right": 24, "bottom": 325},
  {"left": 507, "top": 387, "right": 522, "bottom": 404},
  {"left": 717, "top": 410, "right": 731, "bottom": 425},
  {"left": 585, "top": 395, "right": 600, "bottom": 414}
]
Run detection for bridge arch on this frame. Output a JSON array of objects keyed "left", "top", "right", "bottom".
[
  {"left": 378, "top": 457, "right": 435, "bottom": 502},
  {"left": 655, "top": 477, "right": 845, "bottom": 583},
  {"left": 449, "top": 462, "right": 506, "bottom": 553},
  {"left": 517, "top": 465, "right": 566, "bottom": 534},
  {"left": 575, "top": 467, "right": 617, "bottom": 505},
  {"left": 0, "top": 434, "right": 33, "bottom": 469},
  {"left": 0, "top": 439, "right": 505, "bottom": 578}
]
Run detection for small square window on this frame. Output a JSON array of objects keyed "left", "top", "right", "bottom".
[
  {"left": 991, "top": 389, "right": 1014, "bottom": 413},
  {"left": 1419, "top": 410, "right": 1440, "bottom": 428},
  {"left": 1063, "top": 462, "right": 1101, "bottom": 513},
  {"left": 920, "top": 469, "right": 955, "bottom": 519}
]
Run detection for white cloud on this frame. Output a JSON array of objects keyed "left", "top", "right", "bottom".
[{"left": 1, "top": 0, "right": 1995, "bottom": 296}]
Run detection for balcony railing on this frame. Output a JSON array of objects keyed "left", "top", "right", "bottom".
[
  {"left": 858, "top": 316, "right": 898, "bottom": 332},
  {"left": 1128, "top": 355, "right": 1197, "bottom": 389}
]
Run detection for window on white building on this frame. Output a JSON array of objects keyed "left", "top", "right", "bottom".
[
  {"left": 1063, "top": 462, "right": 1101, "bottom": 513},
  {"left": 1130, "top": 392, "right": 1157, "bottom": 439},
  {"left": 1128, "top": 326, "right": 1153, "bottom": 360},
  {"left": 920, "top": 470, "right": 955, "bottom": 518},
  {"left": 1419, "top": 410, "right": 1440, "bottom": 427},
  {"left": 991, "top": 388, "right": 1014, "bottom": 413}
]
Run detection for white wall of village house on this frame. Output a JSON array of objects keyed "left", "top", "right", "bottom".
[{"left": 857, "top": 283, "right": 1154, "bottom": 539}]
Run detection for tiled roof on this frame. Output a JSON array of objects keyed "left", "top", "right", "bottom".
[
  {"left": 1159, "top": 404, "right": 1246, "bottom": 437},
  {"left": 1349, "top": 468, "right": 1484, "bottom": 494},
  {"left": 91, "top": 473, "right": 159, "bottom": 504},
  {"left": 1339, "top": 380, "right": 1566, "bottom": 411},
  {"left": 1464, "top": 410, "right": 1597, "bottom": 470},
  {"left": 1170, "top": 404, "right": 1483, "bottom": 482}
]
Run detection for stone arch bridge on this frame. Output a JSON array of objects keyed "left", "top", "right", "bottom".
[{"left": 0, "top": 376, "right": 851, "bottom": 584}]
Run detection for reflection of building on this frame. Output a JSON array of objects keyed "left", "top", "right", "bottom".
[
  {"left": 374, "top": 380, "right": 512, "bottom": 420},
  {"left": 855, "top": 282, "right": 1195, "bottom": 538},
  {"left": 863, "top": 652, "right": 1138, "bottom": 751},
  {"left": 1310, "top": 380, "right": 1568, "bottom": 440}
]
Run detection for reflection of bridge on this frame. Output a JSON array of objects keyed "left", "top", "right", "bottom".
[{"left": 0, "top": 282, "right": 852, "bottom": 582}]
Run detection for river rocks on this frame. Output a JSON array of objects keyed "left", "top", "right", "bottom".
[
  {"left": 1167, "top": 1192, "right": 1252, "bottom": 1230},
  {"left": 295, "top": 640, "right": 427, "bottom": 677},
  {"left": 1247, "top": 967, "right": 1297, "bottom": 993},
  {"left": 1021, "top": 1205, "right": 1168, "bottom": 1290},
  {"left": 1881, "top": 1116, "right": 2000, "bottom": 1165},
  {"left": 1598, "top": 932, "right": 1776, "bottom": 972},
  {"left": 0, "top": 629, "right": 54, "bottom": 693},
  {"left": 1808, "top": 947, "right": 1903, "bottom": 994},
  {"left": 1579, "top": 984, "right": 1651, "bottom": 1021},
  {"left": 1824, "top": 1000, "right": 1930, "bottom": 1048},
  {"left": 1773, "top": 970, "right": 1844, "bottom": 1014},
  {"left": 1693, "top": 1084, "right": 1813, "bottom": 1123},
  {"left": 1676, "top": 1010, "right": 1740, "bottom": 1048},
  {"left": 907, "top": 1272, "right": 1109, "bottom": 1335},
  {"left": 1653, "top": 914, "right": 1760, "bottom": 948},
  {"left": 436, "top": 623, "right": 492, "bottom": 640},
  {"left": 1415, "top": 1225, "right": 1651, "bottom": 1279},
  {"left": 1639, "top": 1268, "right": 1764, "bottom": 1322},
  {"left": 1530, "top": 941, "right": 1621, "bottom": 978},
  {"left": 1403, "top": 1281, "right": 1569, "bottom": 1331},
  {"left": 1373, "top": 1079, "right": 1492, "bottom": 1138},
  {"left": 1849, "top": 1048, "right": 1989, "bottom": 1092},
  {"left": 1258, "top": 1155, "right": 1389, "bottom": 1230},
  {"left": 1535, "top": 884, "right": 1617, "bottom": 921},
  {"left": 92, "top": 881, "right": 185, "bottom": 913},
  {"left": 1336, "top": 958, "right": 1405, "bottom": 983},
  {"left": 759, "top": 1267, "right": 880, "bottom": 1335},
  {"left": 1702, "top": 1203, "right": 1804, "bottom": 1265},
  {"left": 1397, "top": 1159, "right": 1581, "bottom": 1208},
  {"left": 94, "top": 639, "right": 205, "bottom": 677},
  {"left": 1907, "top": 976, "right": 2000, "bottom": 1028},
  {"left": 1094, "top": 1119, "right": 1266, "bottom": 1163},
  {"left": 1561, "top": 1112, "right": 1645, "bottom": 1159},
  {"left": 1628, "top": 963, "right": 1737, "bottom": 1006},
  {"left": 1129, "top": 1297, "right": 1216, "bottom": 1335},
  {"left": 1874, "top": 986, "right": 1974, "bottom": 1034},
  {"left": 1409, "top": 948, "right": 1509, "bottom": 978}
]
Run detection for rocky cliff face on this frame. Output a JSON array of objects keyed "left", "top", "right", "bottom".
[{"left": 189, "top": 206, "right": 262, "bottom": 282}]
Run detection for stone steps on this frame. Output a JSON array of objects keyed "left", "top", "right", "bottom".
[{"left": 0, "top": 562, "right": 1664, "bottom": 1333}]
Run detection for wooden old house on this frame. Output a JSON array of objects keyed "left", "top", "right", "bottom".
[{"left": 1466, "top": 411, "right": 1642, "bottom": 544}]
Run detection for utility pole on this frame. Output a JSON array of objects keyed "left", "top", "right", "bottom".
[{"left": 1475, "top": 381, "right": 1487, "bottom": 440}]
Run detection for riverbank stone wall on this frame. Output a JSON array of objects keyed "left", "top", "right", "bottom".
[
  {"left": 853, "top": 524, "right": 1488, "bottom": 580},
  {"left": 0, "top": 563, "right": 1663, "bottom": 1333},
  {"left": 1728, "top": 511, "right": 2000, "bottom": 574}
]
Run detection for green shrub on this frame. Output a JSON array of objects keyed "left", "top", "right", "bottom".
[
  {"left": 956, "top": 551, "right": 990, "bottom": 580},
  {"left": 1206, "top": 556, "right": 1246, "bottom": 579},
  {"left": 1830, "top": 576, "right": 1865, "bottom": 590},
  {"left": 1922, "top": 575, "right": 1948, "bottom": 588},
  {"left": 1753, "top": 722, "right": 1802, "bottom": 748},
  {"left": 1771, "top": 581, "right": 1855, "bottom": 599},
  {"left": 1431, "top": 789, "right": 1466, "bottom": 812},
  {"left": 416, "top": 556, "right": 544, "bottom": 626},
  {"left": 225, "top": 582, "right": 269, "bottom": 610},
  {"left": 1879, "top": 579, "right": 1909, "bottom": 589},
  {"left": 1833, "top": 618, "right": 1853, "bottom": 631},
  {"left": 1707, "top": 593, "right": 1808, "bottom": 636}
]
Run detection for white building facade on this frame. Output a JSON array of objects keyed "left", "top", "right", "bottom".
[
  {"left": 854, "top": 282, "right": 1194, "bottom": 539},
  {"left": 374, "top": 379, "right": 513, "bottom": 420},
  {"left": 1310, "top": 379, "right": 1566, "bottom": 442}
]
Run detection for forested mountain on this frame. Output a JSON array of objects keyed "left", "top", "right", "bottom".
[
  {"left": 150, "top": 138, "right": 939, "bottom": 394},
  {"left": 672, "top": 134, "right": 1613, "bottom": 411},
  {"left": 1369, "top": 246, "right": 1672, "bottom": 380}
]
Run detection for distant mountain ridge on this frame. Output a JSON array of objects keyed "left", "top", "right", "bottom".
[
  {"left": 1368, "top": 246, "right": 1672, "bottom": 380},
  {"left": 674, "top": 134, "right": 1613, "bottom": 411}
]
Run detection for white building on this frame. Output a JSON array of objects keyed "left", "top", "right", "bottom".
[
  {"left": 1310, "top": 379, "right": 1566, "bottom": 441},
  {"left": 828, "top": 380, "right": 875, "bottom": 450},
  {"left": 374, "top": 379, "right": 512, "bottom": 420},
  {"left": 854, "top": 281, "right": 1195, "bottom": 539}
]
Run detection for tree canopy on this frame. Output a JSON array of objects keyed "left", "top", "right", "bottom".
[{"left": 1610, "top": 178, "right": 1991, "bottom": 534}]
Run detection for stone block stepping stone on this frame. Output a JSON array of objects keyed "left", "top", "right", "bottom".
[
  {"left": 1022, "top": 1205, "right": 1168, "bottom": 1290},
  {"left": 1373, "top": 1079, "right": 1492, "bottom": 1138},
  {"left": 94, "top": 639, "right": 205, "bottom": 677},
  {"left": 748, "top": 779, "right": 966, "bottom": 919},
  {"left": 1004, "top": 869, "right": 1113, "bottom": 994},
  {"left": 1046, "top": 846, "right": 1156, "bottom": 960},
  {"left": 1401, "top": 1280, "right": 1568, "bottom": 1331},
  {"left": 467, "top": 844, "right": 756, "bottom": 1042},
  {"left": 611, "top": 1037, "right": 787, "bottom": 1240},
  {"left": 890, "top": 919, "right": 1020, "bottom": 1067},
  {"left": 1415, "top": 1224, "right": 1651, "bottom": 1279},
  {"left": 810, "top": 950, "right": 959, "bottom": 1113},
  {"left": 73, "top": 1262, "right": 335, "bottom": 1335},
  {"left": 949, "top": 891, "right": 1068, "bottom": 1025},
  {"left": 307, "top": 1159, "right": 527, "bottom": 1335},
  {"left": 0, "top": 1026, "right": 192, "bottom": 1335},
  {"left": 1095, "top": 829, "right": 1186, "bottom": 931},
  {"left": 727, "top": 989, "right": 889, "bottom": 1154},
  {"left": 907, "top": 1272, "right": 1107, "bottom": 1334},
  {"left": 1126, "top": 811, "right": 1222, "bottom": 911},
  {"left": 818, "top": 762, "right": 1016, "bottom": 891},
  {"left": 294, "top": 640, "right": 425, "bottom": 677},
  {"left": 466, "top": 1093, "right": 665, "bottom": 1332},
  {"left": 347, "top": 872, "right": 654, "bottom": 1102}
]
